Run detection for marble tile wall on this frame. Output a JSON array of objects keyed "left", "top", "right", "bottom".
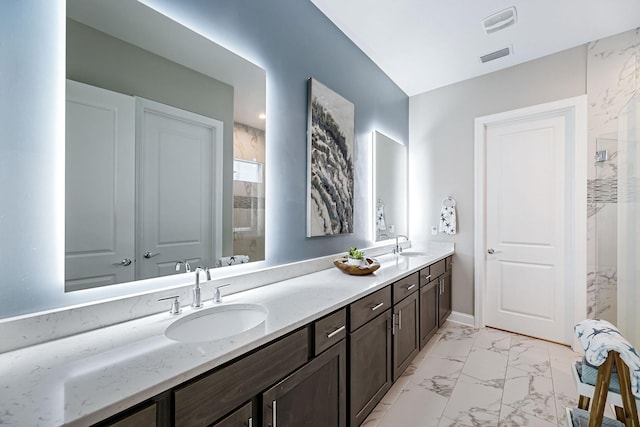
[
  {"left": 586, "top": 28, "right": 640, "bottom": 321},
  {"left": 233, "top": 122, "right": 266, "bottom": 263}
]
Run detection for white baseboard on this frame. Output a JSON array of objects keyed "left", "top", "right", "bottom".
[{"left": 447, "top": 311, "right": 474, "bottom": 327}]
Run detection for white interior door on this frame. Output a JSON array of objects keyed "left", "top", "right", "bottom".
[
  {"left": 137, "top": 98, "right": 223, "bottom": 279},
  {"left": 485, "top": 114, "right": 569, "bottom": 343},
  {"left": 65, "top": 80, "right": 135, "bottom": 290}
]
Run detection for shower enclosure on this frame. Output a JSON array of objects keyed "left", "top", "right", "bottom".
[{"left": 617, "top": 89, "right": 640, "bottom": 348}]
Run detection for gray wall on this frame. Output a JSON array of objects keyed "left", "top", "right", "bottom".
[
  {"left": 0, "top": 0, "right": 408, "bottom": 318},
  {"left": 67, "top": 18, "right": 236, "bottom": 257},
  {"left": 408, "top": 46, "right": 587, "bottom": 316}
]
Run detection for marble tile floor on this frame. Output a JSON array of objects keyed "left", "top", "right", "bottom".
[{"left": 362, "top": 321, "right": 607, "bottom": 427}]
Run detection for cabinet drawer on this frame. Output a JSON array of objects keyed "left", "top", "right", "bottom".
[
  {"left": 392, "top": 272, "right": 419, "bottom": 305},
  {"left": 104, "top": 403, "right": 156, "bottom": 427},
  {"left": 174, "top": 328, "right": 309, "bottom": 427},
  {"left": 430, "top": 259, "right": 446, "bottom": 278},
  {"left": 418, "top": 266, "right": 431, "bottom": 287},
  {"left": 314, "top": 308, "right": 347, "bottom": 356},
  {"left": 445, "top": 256, "right": 453, "bottom": 272},
  {"left": 349, "top": 287, "right": 391, "bottom": 332}
]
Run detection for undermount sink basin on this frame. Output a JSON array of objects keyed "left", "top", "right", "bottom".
[
  {"left": 165, "top": 304, "right": 267, "bottom": 343},
  {"left": 400, "top": 251, "right": 431, "bottom": 257}
]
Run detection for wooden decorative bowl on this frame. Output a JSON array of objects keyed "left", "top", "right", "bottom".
[{"left": 334, "top": 257, "right": 380, "bottom": 275}]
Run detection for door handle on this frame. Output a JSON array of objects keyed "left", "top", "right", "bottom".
[
  {"left": 272, "top": 400, "right": 277, "bottom": 427},
  {"left": 113, "top": 258, "right": 132, "bottom": 266},
  {"left": 144, "top": 251, "right": 159, "bottom": 258}
]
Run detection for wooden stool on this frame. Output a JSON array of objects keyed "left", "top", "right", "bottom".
[{"left": 575, "top": 351, "right": 640, "bottom": 427}]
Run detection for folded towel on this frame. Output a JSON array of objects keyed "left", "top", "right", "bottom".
[
  {"left": 576, "top": 359, "right": 621, "bottom": 394},
  {"left": 439, "top": 203, "right": 457, "bottom": 235},
  {"left": 215, "top": 255, "right": 250, "bottom": 267},
  {"left": 574, "top": 319, "right": 640, "bottom": 398},
  {"left": 570, "top": 408, "right": 625, "bottom": 427}
]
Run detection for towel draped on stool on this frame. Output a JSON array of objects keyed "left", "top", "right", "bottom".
[{"left": 574, "top": 319, "right": 640, "bottom": 398}]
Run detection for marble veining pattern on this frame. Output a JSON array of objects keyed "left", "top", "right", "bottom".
[{"left": 364, "top": 323, "right": 583, "bottom": 427}]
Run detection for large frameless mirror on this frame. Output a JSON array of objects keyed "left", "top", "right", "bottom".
[
  {"left": 65, "top": 0, "right": 266, "bottom": 291},
  {"left": 372, "top": 131, "right": 407, "bottom": 241}
]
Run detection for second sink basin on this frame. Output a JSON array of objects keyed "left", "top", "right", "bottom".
[
  {"left": 400, "top": 251, "right": 431, "bottom": 257},
  {"left": 165, "top": 303, "right": 267, "bottom": 343}
]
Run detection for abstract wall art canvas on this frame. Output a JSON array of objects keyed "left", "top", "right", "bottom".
[{"left": 307, "top": 78, "right": 355, "bottom": 237}]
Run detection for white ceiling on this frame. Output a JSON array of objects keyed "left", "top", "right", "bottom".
[{"left": 310, "top": 0, "right": 640, "bottom": 96}]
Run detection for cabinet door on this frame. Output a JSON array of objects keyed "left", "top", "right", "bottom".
[
  {"left": 263, "top": 341, "right": 346, "bottom": 427},
  {"left": 99, "top": 403, "right": 156, "bottom": 427},
  {"left": 349, "top": 310, "right": 392, "bottom": 427},
  {"left": 438, "top": 271, "right": 452, "bottom": 327},
  {"left": 393, "top": 291, "right": 419, "bottom": 380},
  {"left": 420, "top": 279, "right": 439, "bottom": 349},
  {"left": 212, "top": 401, "right": 253, "bottom": 427}
]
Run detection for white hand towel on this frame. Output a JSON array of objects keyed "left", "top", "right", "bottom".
[
  {"left": 376, "top": 204, "right": 387, "bottom": 231},
  {"left": 439, "top": 205, "right": 457, "bottom": 235},
  {"left": 215, "top": 255, "right": 250, "bottom": 267}
]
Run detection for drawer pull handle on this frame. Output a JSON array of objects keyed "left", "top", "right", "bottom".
[
  {"left": 424, "top": 275, "right": 431, "bottom": 281},
  {"left": 370, "top": 302, "right": 385, "bottom": 311},
  {"left": 248, "top": 417, "right": 253, "bottom": 427},
  {"left": 326, "top": 325, "right": 346, "bottom": 339},
  {"left": 391, "top": 313, "right": 396, "bottom": 335},
  {"left": 406, "top": 284, "right": 416, "bottom": 291}
]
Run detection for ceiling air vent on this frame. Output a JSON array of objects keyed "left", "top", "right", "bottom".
[
  {"left": 482, "top": 7, "right": 517, "bottom": 34},
  {"left": 480, "top": 47, "right": 511, "bottom": 64}
]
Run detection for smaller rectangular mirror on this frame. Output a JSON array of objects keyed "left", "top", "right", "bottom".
[{"left": 373, "top": 131, "right": 407, "bottom": 241}]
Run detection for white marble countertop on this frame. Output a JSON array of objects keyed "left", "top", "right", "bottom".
[{"left": 0, "top": 245, "right": 453, "bottom": 426}]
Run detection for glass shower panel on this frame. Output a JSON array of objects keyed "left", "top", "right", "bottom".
[{"left": 617, "top": 89, "right": 640, "bottom": 348}]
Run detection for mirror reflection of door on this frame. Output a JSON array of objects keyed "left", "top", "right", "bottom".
[
  {"left": 65, "top": 80, "right": 135, "bottom": 290},
  {"left": 137, "top": 98, "right": 223, "bottom": 280},
  {"left": 65, "top": 83, "right": 223, "bottom": 288}
]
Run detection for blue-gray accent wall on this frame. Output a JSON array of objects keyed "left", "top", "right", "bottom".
[{"left": 0, "top": 0, "right": 407, "bottom": 318}]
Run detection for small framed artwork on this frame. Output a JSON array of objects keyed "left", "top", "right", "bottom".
[{"left": 306, "top": 78, "right": 355, "bottom": 237}]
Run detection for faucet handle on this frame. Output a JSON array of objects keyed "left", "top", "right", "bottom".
[
  {"left": 214, "top": 284, "right": 231, "bottom": 303},
  {"left": 158, "top": 295, "right": 181, "bottom": 315}
]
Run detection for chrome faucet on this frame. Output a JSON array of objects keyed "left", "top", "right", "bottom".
[
  {"left": 192, "top": 267, "right": 211, "bottom": 308},
  {"left": 175, "top": 260, "right": 191, "bottom": 273},
  {"left": 393, "top": 234, "right": 409, "bottom": 254}
]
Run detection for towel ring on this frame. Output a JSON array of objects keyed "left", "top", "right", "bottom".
[{"left": 442, "top": 196, "right": 456, "bottom": 208}]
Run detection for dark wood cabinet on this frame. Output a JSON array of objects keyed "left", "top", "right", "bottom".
[
  {"left": 102, "top": 403, "right": 156, "bottom": 427},
  {"left": 174, "top": 328, "right": 309, "bottom": 427},
  {"left": 419, "top": 278, "right": 439, "bottom": 349},
  {"left": 349, "top": 309, "right": 392, "bottom": 427},
  {"left": 263, "top": 341, "right": 346, "bottom": 427},
  {"left": 438, "top": 270, "right": 452, "bottom": 327},
  {"left": 392, "top": 290, "right": 419, "bottom": 380},
  {"left": 211, "top": 401, "right": 253, "bottom": 427}
]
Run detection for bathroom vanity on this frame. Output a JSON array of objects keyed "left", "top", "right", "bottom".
[{"left": 0, "top": 244, "right": 453, "bottom": 427}]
